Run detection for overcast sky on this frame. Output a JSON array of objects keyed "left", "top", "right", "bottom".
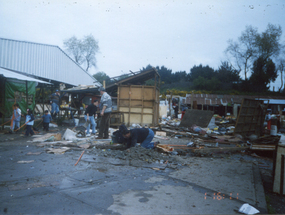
[{"left": 1, "top": 0, "right": 285, "bottom": 90}]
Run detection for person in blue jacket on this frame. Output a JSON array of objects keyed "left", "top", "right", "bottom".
[
  {"left": 25, "top": 109, "right": 35, "bottom": 137},
  {"left": 42, "top": 110, "right": 52, "bottom": 131},
  {"left": 119, "top": 124, "right": 159, "bottom": 149}
]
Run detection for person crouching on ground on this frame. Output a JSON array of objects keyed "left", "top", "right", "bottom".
[
  {"left": 84, "top": 100, "right": 98, "bottom": 137},
  {"left": 11, "top": 103, "right": 22, "bottom": 132},
  {"left": 25, "top": 109, "right": 35, "bottom": 137},
  {"left": 119, "top": 124, "right": 159, "bottom": 149},
  {"left": 42, "top": 110, "right": 52, "bottom": 132}
]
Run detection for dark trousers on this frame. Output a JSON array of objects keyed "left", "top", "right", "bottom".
[
  {"left": 99, "top": 112, "right": 111, "bottom": 138},
  {"left": 43, "top": 122, "right": 49, "bottom": 131},
  {"left": 25, "top": 125, "right": 35, "bottom": 136},
  {"left": 174, "top": 107, "right": 178, "bottom": 118},
  {"left": 277, "top": 120, "right": 281, "bottom": 132}
]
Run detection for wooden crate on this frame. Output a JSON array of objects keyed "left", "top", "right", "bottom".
[{"left": 117, "top": 85, "right": 159, "bottom": 126}]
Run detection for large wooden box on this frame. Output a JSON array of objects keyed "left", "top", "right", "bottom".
[{"left": 117, "top": 85, "right": 159, "bottom": 126}]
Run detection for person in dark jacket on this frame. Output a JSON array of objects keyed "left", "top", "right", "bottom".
[
  {"left": 85, "top": 100, "right": 98, "bottom": 136},
  {"left": 119, "top": 124, "right": 159, "bottom": 149},
  {"left": 49, "top": 90, "right": 60, "bottom": 119},
  {"left": 42, "top": 110, "right": 52, "bottom": 131}
]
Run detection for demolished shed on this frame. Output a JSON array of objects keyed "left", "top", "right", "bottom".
[{"left": 106, "top": 68, "right": 160, "bottom": 127}]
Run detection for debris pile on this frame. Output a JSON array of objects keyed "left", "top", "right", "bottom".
[{"left": 93, "top": 145, "right": 182, "bottom": 164}]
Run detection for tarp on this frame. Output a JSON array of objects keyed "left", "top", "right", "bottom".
[
  {"left": 2, "top": 80, "right": 36, "bottom": 117},
  {"left": 0, "top": 67, "right": 51, "bottom": 117}
]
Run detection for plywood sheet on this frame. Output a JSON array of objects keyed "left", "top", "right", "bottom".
[
  {"left": 117, "top": 85, "right": 158, "bottom": 126},
  {"left": 130, "top": 87, "right": 142, "bottom": 99},
  {"left": 179, "top": 109, "right": 214, "bottom": 128},
  {"left": 119, "top": 87, "right": 130, "bottom": 99},
  {"left": 234, "top": 98, "right": 265, "bottom": 137},
  {"left": 142, "top": 115, "right": 153, "bottom": 124}
]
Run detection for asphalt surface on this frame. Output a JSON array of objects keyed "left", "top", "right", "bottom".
[{"left": 0, "top": 133, "right": 268, "bottom": 214}]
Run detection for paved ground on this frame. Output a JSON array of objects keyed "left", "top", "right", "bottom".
[{"left": 0, "top": 132, "right": 268, "bottom": 214}]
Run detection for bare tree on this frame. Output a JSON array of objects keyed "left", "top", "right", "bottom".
[
  {"left": 225, "top": 25, "right": 258, "bottom": 80},
  {"left": 226, "top": 24, "right": 283, "bottom": 81},
  {"left": 64, "top": 34, "right": 99, "bottom": 71}
]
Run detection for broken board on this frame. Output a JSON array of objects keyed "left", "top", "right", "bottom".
[
  {"left": 179, "top": 109, "right": 214, "bottom": 128},
  {"left": 234, "top": 98, "right": 265, "bottom": 138}
]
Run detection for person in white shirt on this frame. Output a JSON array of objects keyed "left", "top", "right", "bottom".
[{"left": 11, "top": 103, "right": 22, "bottom": 132}]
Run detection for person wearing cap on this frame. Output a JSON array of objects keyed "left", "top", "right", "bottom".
[
  {"left": 49, "top": 90, "right": 60, "bottom": 119},
  {"left": 84, "top": 100, "right": 98, "bottom": 137},
  {"left": 96, "top": 87, "right": 112, "bottom": 139},
  {"left": 119, "top": 124, "right": 159, "bottom": 149}
]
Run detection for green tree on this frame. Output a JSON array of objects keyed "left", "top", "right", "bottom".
[
  {"left": 93, "top": 72, "right": 113, "bottom": 86},
  {"left": 192, "top": 76, "right": 221, "bottom": 91},
  {"left": 171, "top": 71, "right": 187, "bottom": 83},
  {"left": 187, "top": 64, "right": 215, "bottom": 81},
  {"left": 250, "top": 57, "right": 277, "bottom": 92},
  {"left": 64, "top": 34, "right": 99, "bottom": 71},
  {"left": 193, "top": 76, "right": 206, "bottom": 90},
  {"left": 141, "top": 65, "right": 173, "bottom": 84},
  {"left": 255, "top": 23, "right": 282, "bottom": 60},
  {"left": 215, "top": 61, "right": 240, "bottom": 90}
]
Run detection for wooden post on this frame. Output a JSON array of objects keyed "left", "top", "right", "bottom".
[
  {"left": 128, "top": 85, "right": 131, "bottom": 126},
  {"left": 26, "top": 81, "right": 29, "bottom": 111},
  {"left": 103, "top": 80, "right": 106, "bottom": 88},
  {"left": 141, "top": 86, "right": 144, "bottom": 125}
]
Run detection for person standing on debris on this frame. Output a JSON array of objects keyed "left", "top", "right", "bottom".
[
  {"left": 49, "top": 89, "right": 60, "bottom": 119},
  {"left": 172, "top": 100, "right": 179, "bottom": 118},
  {"left": 24, "top": 109, "right": 35, "bottom": 137},
  {"left": 265, "top": 111, "right": 271, "bottom": 130},
  {"left": 275, "top": 110, "right": 281, "bottom": 132},
  {"left": 10, "top": 103, "right": 22, "bottom": 132},
  {"left": 42, "top": 110, "right": 52, "bottom": 132},
  {"left": 84, "top": 100, "right": 99, "bottom": 137},
  {"left": 96, "top": 87, "right": 112, "bottom": 139},
  {"left": 119, "top": 124, "right": 159, "bottom": 149}
]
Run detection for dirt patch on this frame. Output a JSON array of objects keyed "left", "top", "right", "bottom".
[{"left": 92, "top": 146, "right": 186, "bottom": 164}]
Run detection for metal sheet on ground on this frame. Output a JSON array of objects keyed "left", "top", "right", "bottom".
[{"left": 179, "top": 109, "right": 214, "bottom": 128}]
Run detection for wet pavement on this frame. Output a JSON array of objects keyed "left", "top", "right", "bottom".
[{"left": 0, "top": 134, "right": 268, "bottom": 214}]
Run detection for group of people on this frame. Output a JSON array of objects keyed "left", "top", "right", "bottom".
[
  {"left": 85, "top": 87, "right": 158, "bottom": 150},
  {"left": 9, "top": 86, "right": 159, "bottom": 149},
  {"left": 84, "top": 87, "right": 112, "bottom": 139},
  {"left": 10, "top": 103, "right": 37, "bottom": 137},
  {"left": 9, "top": 89, "right": 57, "bottom": 136}
]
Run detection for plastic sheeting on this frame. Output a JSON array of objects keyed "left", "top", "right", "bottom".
[{"left": 3, "top": 80, "right": 36, "bottom": 117}]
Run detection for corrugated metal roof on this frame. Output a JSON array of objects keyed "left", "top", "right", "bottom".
[
  {"left": 0, "top": 38, "right": 101, "bottom": 87},
  {"left": 0, "top": 67, "right": 51, "bottom": 84},
  {"left": 185, "top": 94, "right": 285, "bottom": 105}
]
